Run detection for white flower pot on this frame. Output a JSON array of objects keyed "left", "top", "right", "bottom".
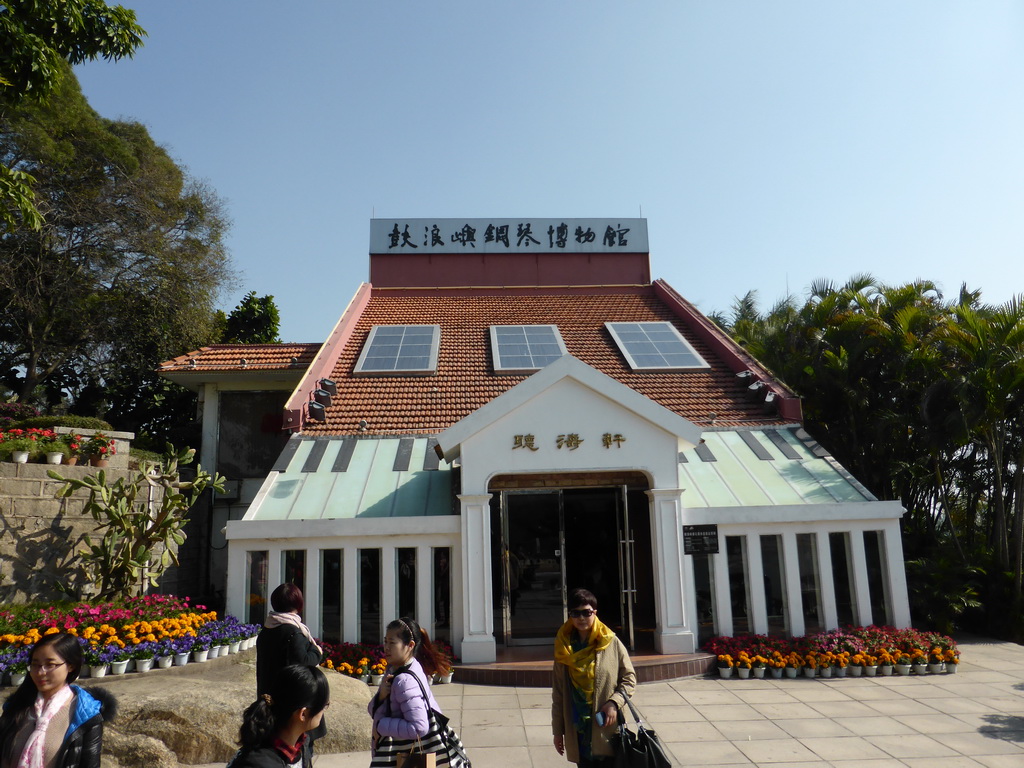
[
  {"left": 804, "top": 667, "right": 816, "bottom": 678},
  {"left": 192, "top": 649, "right": 209, "bottom": 663},
  {"left": 173, "top": 653, "right": 190, "bottom": 667},
  {"left": 895, "top": 664, "right": 912, "bottom": 676},
  {"left": 229, "top": 642, "right": 241, "bottom": 654},
  {"left": 927, "top": 663, "right": 944, "bottom": 674},
  {"left": 880, "top": 666, "right": 893, "bottom": 676},
  {"left": 912, "top": 663, "right": 928, "bottom": 676},
  {"left": 156, "top": 655, "right": 173, "bottom": 669},
  {"left": 718, "top": 667, "right": 733, "bottom": 679},
  {"left": 110, "top": 660, "right": 129, "bottom": 675},
  {"left": 89, "top": 664, "right": 109, "bottom": 678},
  {"left": 770, "top": 667, "right": 783, "bottom": 679},
  {"left": 207, "top": 645, "right": 221, "bottom": 658},
  {"left": 784, "top": 667, "right": 798, "bottom": 678},
  {"left": 819, "top": 666, "right": 832, "bottom": 678},
  {"left": 752, "top": 667, "right": 765, "bottom": 679},
  {"left": 135, "top": 658, "right": 154, "bottom": 673},
  {"left": 849, "top": 666, "right": 862, "bottom": 677},
  {"left": 737, "top": 667, "right": 751, "bottom": 679},
  {"left": 12, "top": 451, "right": 29, "bottom": 463},
  {"left": 10, "top": 672, "right": 27, "bottom": 686},
  {"left": 946, "top": 663, "right": 958, "bottom": 674},
  {"left": 46, "top": 452, "right": 63, "bottom": 464},
  {"left": 371, "top": 674, "right": 384, "bottom": 685}
]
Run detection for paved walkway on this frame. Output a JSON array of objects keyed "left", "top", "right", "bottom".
[{"left": 242, "top": 636, "right": 1024, "bottom": 767}]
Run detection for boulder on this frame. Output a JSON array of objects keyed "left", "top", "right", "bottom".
[{"left": 77, "top": 650, "right": 372, "bottom": 766}]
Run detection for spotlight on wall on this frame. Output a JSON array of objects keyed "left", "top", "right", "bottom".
[
  {"left": 735, "top": 370, "right": 753, "bottom": 379},
  {"left": 307, "top": 401, "right": 327, "bottom": 422},
  {"left": 319, "top": 378, "right": 338, "bottom": 396},
  {"left": 313, "top": 388, "right": 332, "bottom": 407},
  {"left": 358, "top": 419, "right": 369, "bottom": 431},
  {"left": 746, "top": 380, "right": 765, "bottom": 399},
  {"left": 763, "top": 391, "right": 777, "bottom": 411}
]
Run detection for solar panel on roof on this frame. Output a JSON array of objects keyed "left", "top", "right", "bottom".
[
  {"left": 355, "top": 325, "right": 440, "bottom": 375},
  {"left": 489, "top": 325, "right": 567, "bottom": 372},
  {"left": 605, "top": 322, "right": 709, "bottom": 371}
]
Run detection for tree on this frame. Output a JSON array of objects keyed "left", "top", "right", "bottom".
[
  {"left": 1, "top": 0, "right": 146, "bottom": 230},
  {"left": 223, "top": 292, "right": 282, "bottom": 344},
  {"left": 51, "top": 445, "right": 225, "bottom": 599},
  {"left": 0, "top": 65, "right": 233, "bottom": 413}
]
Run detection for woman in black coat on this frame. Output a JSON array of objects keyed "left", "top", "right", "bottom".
[
  {"left": 227, "top": 665, "right": 329, "bottom": 768},
  {"left": 255, "top": 584, "right": 324, "bottom": 697},
  {"left": 0, "top": 633, "right": 117, "bottom": 768}
]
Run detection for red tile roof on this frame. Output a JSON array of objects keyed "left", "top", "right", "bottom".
[
  {"left": 301, "top": 288, "right": 792, "bottom": 436},
  {"left": 158, "top": 344, "right": 321, "bottom": 373}
]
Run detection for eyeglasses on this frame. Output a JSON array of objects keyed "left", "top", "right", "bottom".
[
  {"left": 29, "top": 662, "right": 66, "bottom": 672},
  {"left": 568, "top": 609, "right": 595, "bottom": 619}
]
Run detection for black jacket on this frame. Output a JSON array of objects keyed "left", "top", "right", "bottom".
[
  {"left": 226, "top": 740, "right": 313, "bottom": 768},
  {"left": 255, "top": 624, "right": 323, "bottom": 696},
  {"left": 0, "top": 685, "right": 117, "bottom": 768}
]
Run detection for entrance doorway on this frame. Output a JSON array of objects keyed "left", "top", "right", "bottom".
[{"left": 489, "top": 485, "right": 655, "bottom": 649}]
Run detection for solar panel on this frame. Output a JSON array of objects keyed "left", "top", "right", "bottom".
[
  {"left": 490, "top": 325, "right": 567, "bottom": 372},
  {"left": 355, "top": 325, "right": 440, "bottom": 375},
  {"left": 605, "top": 322, "right": 709, "bottom": 371}
]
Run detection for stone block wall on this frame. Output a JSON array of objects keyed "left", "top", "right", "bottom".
[{"left": 0, "top": 460, "right": 164, "bottom": 604}]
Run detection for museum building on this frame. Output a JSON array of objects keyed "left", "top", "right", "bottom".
[{"left": 160, "top": 218, "right": 911, "bottom": 664}]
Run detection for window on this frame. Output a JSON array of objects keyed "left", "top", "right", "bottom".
[
  {"left": 605, "top": 322, "right": 709, "bottom": 371},
  {"left": 354, "top": 325, "right": 440, "bottom": 375},
  {"left": 489, "top": 325, "right": 567, "bottom": 372}
]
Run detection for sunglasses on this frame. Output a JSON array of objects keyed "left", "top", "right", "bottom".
[{"left": 568, "top": 609, "right": 595, "bottom": 619}]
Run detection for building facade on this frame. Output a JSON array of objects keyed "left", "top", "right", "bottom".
[{"left": 172, "top": 218, "right": 911, "bottom": 664}]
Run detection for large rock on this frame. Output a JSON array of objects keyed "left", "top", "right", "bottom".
[{"left": 77, "top": 650, "right": 372, "bottom": 767}]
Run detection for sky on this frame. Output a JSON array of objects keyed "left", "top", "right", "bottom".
[{"left": 75, "top": 1, "right": 1024, "bottom": 343}]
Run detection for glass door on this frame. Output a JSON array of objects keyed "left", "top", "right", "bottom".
[{"left": 496, "top": 491, "right": 566, "bottom": 645}]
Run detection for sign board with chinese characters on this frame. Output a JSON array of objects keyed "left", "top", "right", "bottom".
[
  {"left": 682, "top": 525, "right": 719, "bottom": 555},
  {"left": 370, "top": 218, "right": 648, "bottom": 255}
]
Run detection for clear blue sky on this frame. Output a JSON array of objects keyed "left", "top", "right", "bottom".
[{"left": 75, "top": 1, "right": 1024, "bottom": 343}]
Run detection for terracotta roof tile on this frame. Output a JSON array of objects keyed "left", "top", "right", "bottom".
[
  {"left": 158, "top": 343, "right": 321, "bottom": 373},
  {"left": 303, "top": 290, "right": 789, "bottom": 436}
]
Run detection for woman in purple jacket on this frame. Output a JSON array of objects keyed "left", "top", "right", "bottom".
[{"left": 368, "top": 616, "right": 450, "bottom": 755}]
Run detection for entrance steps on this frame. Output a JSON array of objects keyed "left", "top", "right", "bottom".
[{"left": 454, "top": 646, "right": 715, "bottom": 687}]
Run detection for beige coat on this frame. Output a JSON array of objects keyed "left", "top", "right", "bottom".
[{"left": 551, "top": 635, "right": 636, "bottom": 763}]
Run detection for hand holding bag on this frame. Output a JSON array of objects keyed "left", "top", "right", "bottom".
[{"left": 613, "top": 691, "right": 673, "bottom": 768}]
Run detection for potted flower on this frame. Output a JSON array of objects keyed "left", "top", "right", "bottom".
[
  {"left": 785, "top": 652, "right": 801, "bottom": 678},
  {"left": 3, "top": 431, "right": 36, "bottom": 464},
  {"left": 82, "top": 432, "right": 117, "bottom": 466},
  {"left": 62, "top": 432, "right": 83, "bottom": 465},
  {"left": 893, "top": 651, "right": 912, "bottom": 676},
  {"left": 863, "top": 653, "right": 879, "bottom": 677},
  {"left": 817, "top": 651, "right": 834, "bottom": 678},
  {"left": 735, "top": 652, "right": 753, "bottom": 679},
  {"left": 370, "top": 660, "right": 386, "bottom": 686},
  {"left": 834, "top": 651, "right": 849, "bottom": 678},
  {"left": 38, "top": 430, "right": 65, "bottom": 464},
  {"left": 910, "top": 649, "right": 928, "bottom": 675},
  {"left": 716, "top": 654, "right": 735, "bottom": 679},
  {"left": 132, "top": 641, "right": 160, "bottom": 673},
  {"left": 192, "top": 636, "right": 211, "bottom": 663},
  {"left": 878, "top": 650, "right": 894, "bottom": 676},
  {"left": 943, "top": 648, "right": 960, "bottom": 674},
  {"left": 171, "top": 636, "right": 194, "bottom": 666},
  {"left": 849, "top": 653, "right": 864, "bottom": 677},
  {"left": 110, "top": 646, "right": 131, "bottom": 676},
  {"left": 83, "top": 644, "right": 113, "bottom": 677},
  {"left": 7, "top": 648, "right": 30, "bottom": 687},
  {"left": 803, "top": 652, "right": 818, "bottom": 678}
]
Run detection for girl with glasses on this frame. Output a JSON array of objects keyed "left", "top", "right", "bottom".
[
  {"left": 0, "top": 632, "right": 116, "bottom": 768},
  {"left": 552, "top": 588, "right": 636, "bottom": 766},
  {"left": 229, "top": 664, "right": 329, "bottom": 768}
]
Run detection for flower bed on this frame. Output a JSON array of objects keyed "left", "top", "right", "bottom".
[
  {"left": 0, "top": 596, "right": 259, "bottom": 680},
  {"left": 320, "top": 638, "right": 457, "bottom": 681},
  {"left": 705, "top": 626, "right": 960, "bottom": 677}
]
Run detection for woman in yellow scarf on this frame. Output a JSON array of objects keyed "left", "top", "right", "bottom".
[{"left": 552, "top": 588, "right": 636, "bottom": 766}]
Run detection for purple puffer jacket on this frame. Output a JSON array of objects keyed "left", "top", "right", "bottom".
[{"left": 368, "top": 658, "right": 441, "bottom": 742}]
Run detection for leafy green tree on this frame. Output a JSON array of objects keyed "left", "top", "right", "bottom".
[
  {"left": 0, "top": 65, "right": 233, "bottom": 413},
  {"left": 223, "top": 292, "right": 282, "bottom": 344},
  {"left": 1, "top": 0, "right": 146, "bottom": 230}
]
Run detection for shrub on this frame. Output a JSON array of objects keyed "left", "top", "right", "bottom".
[
  {"left": 0, "top": 403, "right": 39, "bottom": 430},
  {"left": 15, "top": 415, "right": 113, "bottom": 431}
]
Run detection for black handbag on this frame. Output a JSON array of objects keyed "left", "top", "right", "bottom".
[{"left": 613, "top": 692, "right": 673, "bottom": 768}]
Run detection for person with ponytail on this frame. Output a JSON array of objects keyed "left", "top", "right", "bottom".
[
  {"left": 228, "top": 665, "right": 329, "bottom": 768},
  {"left": 551, "top": 588, "right": 635, "bottom": 766},
  {"left": 0, "top": 633, "right": 116, "bottom": 768},
  {"left": 368, "top": 616, "right": 450, "bottom": 757}
]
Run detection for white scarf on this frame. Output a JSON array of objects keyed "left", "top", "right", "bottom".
[
  {"left": 264, "top": 611, "right": 322, "bottom": 654},
  {"left": 17, "top": 685, "right": 74, "bottom": 768}
]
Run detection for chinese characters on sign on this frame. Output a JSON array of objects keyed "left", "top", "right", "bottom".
[
  {"left": 512, "top": 432, "right": 627, "bottom": 452},
  {"left": 370, "top": 219, "right": 649, "bottom": 255}
]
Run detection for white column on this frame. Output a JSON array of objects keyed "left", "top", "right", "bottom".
[
  {"left": 227, "top": 541, "right": 245, "bottom": 623},
  {"left": 305, "top": 548, "right": 321, "bottom": 638},
  {"left": 416, "top": 545, "right": 434, "bottom": 635},
  {"left": 849, "top": 529, "right": 873, "bottom": 626},
  {"left": 200, "top": 383, "right": 220, "bottom": 474},
  {"left": 746, "top": 533, "right": 768, "bottom": 635},
  {"left": 647, "top": 489, "right": 694, "bottom": 653},
  {"left": 267, "top": 546, "right": 283, "bottom": 598},
  {"left": 816, "top": 531, "right": 838, "bottom": 630},
  {"left": 459, "top": 494, "right": 495, "bottom": 663},
  {"left": 381, "top": 545, "right": 397, "bottom": 635},
  {"left": 343, "top": 547, "right": 359, "bottom": 643},
  {"left": 712, "top": 540, "right": 732, "bottom": 638},
  {"left": 683, "top": 554, "right": 699, "bottom": 642},
  {"left": 781, "top": 530, "right": 804, "bottom": 637},
  {"left": 883, "top": 523, "right": 912, "bottom": 627}
]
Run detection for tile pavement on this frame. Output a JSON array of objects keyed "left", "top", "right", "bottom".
[{"left": 273, "top": 636, "right": 1024, "bottom": 767}]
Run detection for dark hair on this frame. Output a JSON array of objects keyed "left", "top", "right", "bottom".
[
  {"left": 270, "top": 583, "right": 304, "bottom": 613},
  {"left": 568, "top": 588, "right": 598, "bottom": 611},
  {"left": 238, "top": 665, "right": 328, "bottom": 750},
  {"left": 3, "top": 633, "right": 83, "bottom": 726},
  {"left": 386, "top": 616, "right": 450, "bottom": 677}
]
